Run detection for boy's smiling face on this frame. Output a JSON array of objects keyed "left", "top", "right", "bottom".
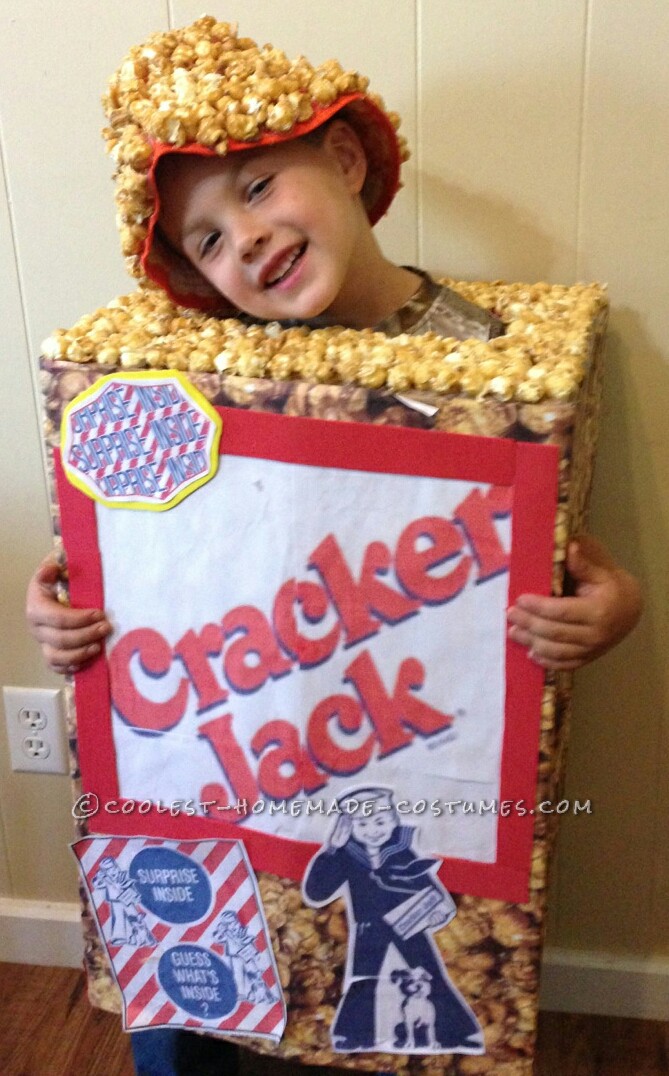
[
  {"left": 350, "top": 797, "right": 397, "bottom": 848},
  {"left": 157, "top": 122, "right": 371, "bottom": 324}
]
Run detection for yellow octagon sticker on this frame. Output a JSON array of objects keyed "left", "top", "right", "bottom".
[{"left": 60, "top": 371, "right": 222, "bottom": 511}]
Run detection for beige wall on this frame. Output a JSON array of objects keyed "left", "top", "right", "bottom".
[{"left": 0, "top": 1, "right": 667, "bottom": 960}]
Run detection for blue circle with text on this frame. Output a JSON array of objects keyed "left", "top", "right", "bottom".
[
  {"left": 130, "top": 847, "right": 211, "bottom": 923},
  {"left": 158, "top": 944, "right": 237, "bottom": 1019}
]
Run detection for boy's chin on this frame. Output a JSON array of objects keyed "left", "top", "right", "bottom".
[
  {"left": 242, "top": 283, "right": 345, "bottom": 325},
  {"left": 245, "top": 299, "right": 332, "bottom": 324}
]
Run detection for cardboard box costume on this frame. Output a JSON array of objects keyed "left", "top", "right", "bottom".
[{"left": 39, "top": 16, "right": 607, "bottom": 1075}]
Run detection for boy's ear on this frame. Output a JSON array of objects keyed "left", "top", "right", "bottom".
[{"left": 322, "top": 120, "right": 367, "bottom": 195}]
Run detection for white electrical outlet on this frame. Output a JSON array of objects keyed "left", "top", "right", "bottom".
[{"left": 3, "top": 686, "right": 69, "bottom": 774}]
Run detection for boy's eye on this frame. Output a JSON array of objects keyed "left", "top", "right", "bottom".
[
  {"left": 247, "top": 175, "right": 272, "bottom": 201},
  {"left": 199, "top": 231, "right": 221, "bottom": 258}
]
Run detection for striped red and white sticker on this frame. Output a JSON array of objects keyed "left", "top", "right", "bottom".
[
  {"left": 73, "top": 835, "right": 285, "bottom": 1040},
  {"left": 60, "top": 371, "right": 222, "bottom": 510}
]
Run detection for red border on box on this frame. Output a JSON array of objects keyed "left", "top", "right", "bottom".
[{"left": 56, "top": 406, "right": 559, "bottom": 903}]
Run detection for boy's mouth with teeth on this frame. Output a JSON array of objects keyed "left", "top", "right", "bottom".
[{"left": 264, "top": 243, "right": 307, "bottom": 288}]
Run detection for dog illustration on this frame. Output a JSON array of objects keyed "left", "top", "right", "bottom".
[
  {"left": 128, "top": 911, "right": 157, "bottom": 948},
  {"left": 391, "top": 966, "right": 437, "bottom": 1050}
]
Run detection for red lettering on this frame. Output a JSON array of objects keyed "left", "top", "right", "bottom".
[
  {"left": 200, "top": 781, "right": 249, "bottom": 819},
  {"left": 395, "top": 516, "right": 472, "bottom": 603},
  {"left": 251, "top": 720, "right": 326, "bottom": 799},
  {"left": 309, "top": 534, "right": 420, "bottom": 647},
  {"left": 344, "top": 650, "right": 453, "bottom": 756},
  {"left": 273, "top": 579, "right": 340, "bottom": 667},
  {"left": 198, "top": 714, "right": 259, "bottom": 821},
  {"left": 221, "top": 605, "right": 292, "bottom": 693},
  {"left": 174, "top": 623, "right": 227, "bottom": 713},
  {"left": 454, "top": 486, "right": 511, "bottom": 581},
  {"left": 307, "top": 694, "right": 374, "bottom": 775},
  {"left": 109, "top": 628, "right": 188, "bottom": 732}
]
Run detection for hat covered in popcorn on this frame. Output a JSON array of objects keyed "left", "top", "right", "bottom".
[{"left": 103, "top": 15, "right": 409, "bottom": 313}]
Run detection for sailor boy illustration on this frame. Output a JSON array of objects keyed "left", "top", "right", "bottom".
[
  {"left": 302, "top": 787, "right": 484, "bottom": 1055},
  {"left": 92, "top": 855, "right": 157, "bottom": 948}
]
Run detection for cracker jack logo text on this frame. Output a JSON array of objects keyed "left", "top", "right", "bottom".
[{"left": 110, "top": 486, "right": 510, "bottom": 815}]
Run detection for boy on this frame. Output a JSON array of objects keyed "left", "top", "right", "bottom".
[{"left": 25, "top": 15, "right": 640, "bottom": 1075}]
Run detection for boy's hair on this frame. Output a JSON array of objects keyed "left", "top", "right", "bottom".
[
  {"left": 103, "top": 15, "right": 409, "bottom": 313},
  {"left": 336, "top": 787, "right": 396, "bottom": 814}
]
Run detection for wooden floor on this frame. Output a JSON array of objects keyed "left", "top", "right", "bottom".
[{"left": 1, "top": 963, "right": 667, "bottom": 1075}]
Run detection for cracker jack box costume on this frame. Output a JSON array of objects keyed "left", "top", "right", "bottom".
[{"left": 40, "top": 16, "right": 606, "bottom": 1075}]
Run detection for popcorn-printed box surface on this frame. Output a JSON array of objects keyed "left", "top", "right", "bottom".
[{"left": 41, "top": 279, "right": 605, "bottom": 1074}]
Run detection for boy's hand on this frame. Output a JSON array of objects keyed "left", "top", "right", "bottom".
[
  {"left": 507, "top": 536, "right": 642, "bottom": 671},
  {"left": 26, "top": 553, "right": 112, "bottom": 674},
  {"left": 328, "top": 814, "right": 353, "bottom": 850}
]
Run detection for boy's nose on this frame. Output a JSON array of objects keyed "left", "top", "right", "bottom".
[{"left": 235, "top": 217, "right": 269, "bottom": 262}]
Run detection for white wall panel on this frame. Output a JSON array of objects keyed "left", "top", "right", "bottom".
[
  {"left": 552, "top": 0, "right": 669, "bottom": 956},
  {"left": 0, "top": 146, "right": 29, "bottom": 898},
  {"left": 0, "top": 2, "right": 168, "bottom": 353},
  {"left": 0, "top": 141, "right": 71, "bottom": 899},
  {"left": 418, "top": 0, "right": 586, "bottom": 283}
]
